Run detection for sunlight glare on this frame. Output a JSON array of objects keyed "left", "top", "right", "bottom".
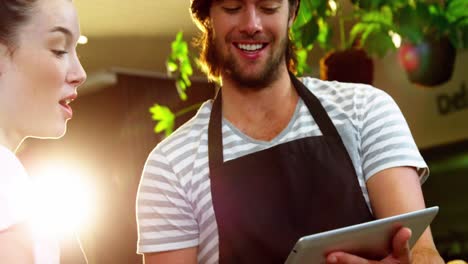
[
  {"left": 78, "top": 35, "right": 88, "bottom": 45},
  {"left": 328, "top": 0, "right": 338, "bottom": 15},
  {"left": 389, "top": 31, "right": 402, "bottom": 48},
  {"left": 30, "top": 164, "right": 94, "bottom": 236}
]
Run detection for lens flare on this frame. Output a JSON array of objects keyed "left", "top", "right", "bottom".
[{"left": 29, "top": 164, "right": 95, "bottom": 236}]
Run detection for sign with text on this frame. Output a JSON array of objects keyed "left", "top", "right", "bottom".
[{"left": 437, "top": 82, "right": 467, "bottom": 116}]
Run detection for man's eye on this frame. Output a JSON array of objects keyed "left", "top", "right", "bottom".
[
  {"left": 261, "top": 6, "right": 279, "bottom": 13},
  {"left": 222, "top": 6, "right": 241, "bottom": 13}
]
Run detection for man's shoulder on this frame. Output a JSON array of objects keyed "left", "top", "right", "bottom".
[
  {"left": 148, "top": 100, "right": 213, "bottom": 160},
  {"left": 300, "top": 77, "right": 395, "bottom": 112},
  {"left": 301, "top": 77, "right": 384, "bottom": 97}
]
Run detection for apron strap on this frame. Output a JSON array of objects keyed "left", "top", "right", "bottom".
[
  {"left": 208, "top": 90, "right": 223, "bottom": 171},
  {"left": 289, "top": 72, "right": 342, "bottom": 139}
]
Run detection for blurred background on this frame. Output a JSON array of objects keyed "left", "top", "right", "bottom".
[{"left": 15, "top": 0, "right": 468, "bottom": 263}]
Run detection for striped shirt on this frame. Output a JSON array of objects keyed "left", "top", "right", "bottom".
[{"left": 136, "top": 77, "right": 429, "bottom": 263}]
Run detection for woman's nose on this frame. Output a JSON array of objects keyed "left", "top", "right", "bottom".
[{"left": 67, "top": 54, "right": 87, "bottom": 88}]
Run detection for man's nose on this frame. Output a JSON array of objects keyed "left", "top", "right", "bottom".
[{"left": 239, "top": 7, "right": 262, "bottom": 36}]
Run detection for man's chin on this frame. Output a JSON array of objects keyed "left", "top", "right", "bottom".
[
  {"left": 228, "top": 66, "right": 279, "bottom": 89},
  {"left": 228, "top": 75, "right": 275, "bottom": 90}
]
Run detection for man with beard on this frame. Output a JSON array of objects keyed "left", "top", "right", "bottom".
[{"left": 135, "top": 0, "right": 444, "bottom": 263}]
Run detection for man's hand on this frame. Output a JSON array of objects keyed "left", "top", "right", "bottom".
[{"left": 325, "top": 227, "right": 412, "bottom": 264}]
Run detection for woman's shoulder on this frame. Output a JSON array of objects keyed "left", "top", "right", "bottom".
[
  {"left": 0, "top": 145, "right": 32, "bottom": 231},
  {"left": 0, "top": 145, "right": 29, "bottom": 184}
]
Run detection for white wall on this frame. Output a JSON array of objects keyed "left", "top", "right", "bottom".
[{"left": 373, "top": 50, "right": 468, "bottom": 149}]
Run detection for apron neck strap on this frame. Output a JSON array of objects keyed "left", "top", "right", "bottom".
[
  {"left": 289, "top": 72, "right": 342, "bottom": 139},
  {"left": 208, "top": 89, "right": 224, "bottom": 170}
]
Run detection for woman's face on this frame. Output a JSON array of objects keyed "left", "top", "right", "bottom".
[{"left": 0, "top": 0, "right": 86, "bottom": 140}]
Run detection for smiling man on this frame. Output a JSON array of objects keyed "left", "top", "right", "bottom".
[{"left": 135, "top": 0, "right": 444, "bottom": 263}]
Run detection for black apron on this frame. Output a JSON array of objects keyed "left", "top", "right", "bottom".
[{"left": 208, "top": 74, "right": 375, "bottom": 263}]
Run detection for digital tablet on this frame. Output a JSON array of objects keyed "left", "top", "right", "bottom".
[{"left": 285, "top": 206, "right": 439, "bottom": 264}]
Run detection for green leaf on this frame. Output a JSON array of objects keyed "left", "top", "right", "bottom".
[
  {"left": 457, "top": 17, "right": 468, "bottom": 27},
  {"left": 361, "top": 10, "right": 392, "bottom": 26},
  {"left": 350, "top": 9, "right": 394, "bottom": 49},
  {"left": 350, "top": 22, "right": 369, "bottom": 42},
  {"left": 155, "top": 120, "right": 168, "bottom": 133},
  {"left": 295, "top": 47, "right": 310, "bottom": 76},
  {"left": 293, "top": 0, "right": 313, "bottom": 29},
  {"left": 166, "top": 60, "right": 178, "bottom": 73},
  {"left": 361, "top": 24, "right": 381, "bottom": 44},
  {"left": 183, "top": 73, "right": 192, "bottom": 86},
  {"left": 298, "top": 19, "right": 320, "bottom": 48},
  {"left": 352, "top": 0, "right": 404, "bottom": 10},
  {"left": 149, "top": 104, "right": 174, "bottom": 121},
  {"left": 350, "top": 10, "right": 393, "bottom": 49},
  {"left": 317, "top": 18, "right": 332, "bottom": 49},
  {"left": 172, "top": 41, "right": 188, "bottom": 57},
  {"left": 175, "top": 31, "right": 183, "bottom": 42},
  {"left": 414, "top": 2, "right": 432, "bottom": 31},
  {"left": 167, "top": 31, "right": 194, "bottom": 101},
  {"left": 363, "top": 31, "right": 395, "bottom": 58},
  {"left": 352, "top": 0, "right": 373, "bottom": 10},
  {"left": 394, "top": 5, "right": 425, "bottom": 43},
  {"left": 176, "top": 80, "right": 188, "bottom": 101},
  {"left": 149, "top": 104, "right": 175, "bottom": 136},
  {"left": 157, "top": 120, "right": 174, "bottom": 137},
  {"left": 181, "top": 60, "right": 193, "bottom": 75},
  {"left": 312, "top": 0, "right": 328, "bottom": 17},
  {"left": 446, "top": 0, "right": 468, "bottom": 21},
  {"left": 309, "top": 0, "right": 324, "bottom": 10}
]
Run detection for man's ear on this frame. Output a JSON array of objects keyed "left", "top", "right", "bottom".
[{"left": 288, "top": 17, "right": 294, "bottom": 28}]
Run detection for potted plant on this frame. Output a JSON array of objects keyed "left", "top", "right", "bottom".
[
  {"left": 291, "top": 0, "right": 377, "bottom": 84},
  {"left": 152, "top": 0, "right": 468, "bottom": 136},
  {"left": 290, "top": 0, "right": 333, "bottom": 75},
  {"left": 350, "top": 0, "right": 468, "bottom": 87},
  {"left": 150, "top": 31, "right": 196, "bottom": 136}
]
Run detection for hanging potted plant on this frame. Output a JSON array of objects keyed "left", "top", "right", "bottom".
[
  {"left": 318, "top": 40, "right": 375, "bottom": 85},
  {"left": 291, "top": 0, "right": 391, "bottom": 85},
  {"left": 152, "top": 0, "right": 467, "bottom": 136},
  {"left": 350, "top": 0, "right": 468, "bottom": 87}
]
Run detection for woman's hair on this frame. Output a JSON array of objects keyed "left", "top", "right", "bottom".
[
  {"left": 0, "top": 0, "right": 38, "bottom": 48},
  {"left": 190, "top": 0, "right": 300, "bottom": 83}
]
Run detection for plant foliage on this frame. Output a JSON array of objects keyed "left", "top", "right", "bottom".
[{"left": 152, "top": 0, "right": 468, "bottom": 136}]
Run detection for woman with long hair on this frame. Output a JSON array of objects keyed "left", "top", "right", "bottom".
[{"left": 0, "top": 0, "right": 86, "bottom": 262}]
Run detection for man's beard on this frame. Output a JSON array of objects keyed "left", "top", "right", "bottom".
[{"left": 209, "top": 30, "right": 289, "bottom": 90}]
